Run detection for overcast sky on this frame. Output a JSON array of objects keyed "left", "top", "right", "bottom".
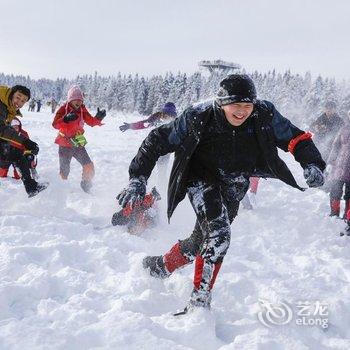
[{"left": 1, "top": 0, "right": 349, "bottom": 80}]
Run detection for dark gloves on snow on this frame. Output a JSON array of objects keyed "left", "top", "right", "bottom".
[
  {"left": 223, "top": 173, "right": 250, "bottom": 201},
  {"left": 95, "top": 107, "right": 106, "bottom": 121},
  {"left": 117, "top": 176, "right": 147, "bottom": 208},
  {"left": 22, "top": 139, "right": 39, "bottom": 155},
  {"left": 119, "top": 122, "right": 131, "bottom": 132},
  {"left": 304, "top": 164, "right": 324, "bottom": 188},
  {"left": 63, "top": 112, "right": 79, "bottom": 123}
]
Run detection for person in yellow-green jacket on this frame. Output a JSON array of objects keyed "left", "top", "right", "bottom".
[{"left": 0, "top": 85, "right": 48, "bottom": 197}]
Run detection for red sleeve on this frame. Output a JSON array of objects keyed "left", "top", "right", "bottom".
[
  {"left": 288, "top": 131, "right": 313, "bottom": 154},
  {"left": 129, "top": 113, "right": 161, "bottom": 130},
  {"left": 52, "top": 105, "right": 67, "bottom": 129},
  {"left": 82, "top": 106, "right": 102, "bottom": 127},
  {"left": 130, "top": 120, "right": 148, "bottom": 130}
]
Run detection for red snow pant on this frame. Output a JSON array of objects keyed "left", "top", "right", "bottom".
[
  {"left": 0, "top": 162, "right": 21, "bottom": 179},
  {"left": 249, "top": 177, "right": 260, "bottom": 194},
  {"left": 329, "top": 180, "right": 350, "bottom": 217}
]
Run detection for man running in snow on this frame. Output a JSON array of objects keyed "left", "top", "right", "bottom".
[
  {"left": 52, "top": 85, "right": 106, "bottom": 193},
  {"left": 117, "top": 74, "right": 326, "bottom": 313},
  {"left": 0, "top": 85, "right": 47, "bottom": 197}
]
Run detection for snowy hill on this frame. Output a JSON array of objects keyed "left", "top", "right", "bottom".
[{"left": 0, "top": 108, "right": 349, "bottom": 350}]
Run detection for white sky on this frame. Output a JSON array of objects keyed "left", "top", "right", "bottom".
[{"left": 1, "top": 0, "right": 349, "bottom": 80}]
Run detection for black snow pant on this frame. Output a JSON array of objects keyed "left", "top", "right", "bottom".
[
  {"left": 180, "top": 181, "right": 239, "bottom": 263},
  {"left": 179, "top": 181, "right": 239, "bottom": 305},
  {"left": 0, "top": 144, "right": 37, "bottom": 192}
]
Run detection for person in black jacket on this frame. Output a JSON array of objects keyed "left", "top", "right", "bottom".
[{"left": 117, "top": 74, "right": 326, "bottom": 313}]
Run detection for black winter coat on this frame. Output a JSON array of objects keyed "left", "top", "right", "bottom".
[{"left": 129, "top": 101, "right": 325, "bottom": 220}]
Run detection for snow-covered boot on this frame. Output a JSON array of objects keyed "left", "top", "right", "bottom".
[
  {"left": 189, "top": 288, "right": 212, "bottom": 308},
  {"left": 174, "top": 288, "right": 212, "bottom": 316},
  {"left": 25, "top": 180, "right": 49, "bottom": 197},
  {"left": 330, "top": 199, "right": 340, "bottom": 217},
  {"left": 80, "top": 180, "right": 92, "bottom": 193},
  {"left": 174, "top": 257, "right": 222, "bottom": 316},
  {"left": 142, "top": 255, "right": 170, "bottom": 279}
]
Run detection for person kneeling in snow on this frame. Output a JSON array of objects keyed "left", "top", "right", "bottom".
[
  {"left": 0, "top": 85, "right": 47, "bottom": 197},
  {"left": 117, "top": 74, "right": 326, "bottom": 314},
  {"left": 112, "top": 187, "right": 161, "bottom": 235},
  {"left": 0, "top": 117, "right": 38, "bottom": 180},
  {"left": 52, "top": 85, "right": 106, "bottom": 193}
]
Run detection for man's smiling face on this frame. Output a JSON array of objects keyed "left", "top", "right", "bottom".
[
  {"left": 11, "top": 91, "right": 29, "bottom": 109},
  {"left": 222, "top": 102, "right": 254, "bottom": 126}
]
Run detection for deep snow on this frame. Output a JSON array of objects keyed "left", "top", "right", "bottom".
[{"left": 0, "top": 108, "right": 349, "bottom": 350}]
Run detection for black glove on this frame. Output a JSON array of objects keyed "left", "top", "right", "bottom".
[
  {"left": 63, "top": 112, "right": 79, "bottom": 123},
  {"left": 304, "top": 164, "right": 324, "bottom": 188},
  {"left": 117, "top": 176, "right": 147, "bottom": 208},
  {"left": 223, "top": 173, "right": 250, "bottom": 201},
  {"left": 22, "top": 139, "right": 39, "bottom": 155},
  {"left": 119, "top": 122, "right": 131, "bottom": 132},
  {"left": 95, "top": 107, "right": 106, "bottom": 121}
]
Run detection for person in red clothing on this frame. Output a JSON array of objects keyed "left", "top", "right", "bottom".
[
  {"left": 0, "top": 117, "right": 37, "bottom": 180},
  {"left": 119, "top": 102, "right": 178, "bottom": 194},
  {"left": 52, "top": 85, "right": 106, "bottom": 193},
  {"left": 119, "top": 102, "right": 177, "bottom": 132},
  {"left": 111, "top": 187, "right": 161, "bottom": 234}
]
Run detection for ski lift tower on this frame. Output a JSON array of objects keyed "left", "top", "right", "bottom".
[{"left": 198, "top": 59, "right": 241, "bottom": 74}]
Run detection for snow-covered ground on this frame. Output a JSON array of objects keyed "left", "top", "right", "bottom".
[{"left": 0, "top": 108, "right": 349, "bottom": 350}]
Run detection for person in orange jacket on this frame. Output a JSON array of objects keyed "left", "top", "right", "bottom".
[
  {"left": 0, "top": 117, "right": 37, "bottom": 180},
  {"left": 52, "top": 85, "right": 106, "bottom": 193}
]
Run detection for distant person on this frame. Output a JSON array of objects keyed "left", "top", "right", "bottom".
[
  {"left": 36, "top": 99, "right": 42, "bottom": 112},
  {"left": 310, "top": 101, "right": 344, "bottom": 161},
  {"left": 50, "top": 98, "right": 58, "bottom": 114},
  {"left": 0, "top": 85, "right": 47, "bottom": 197},
  {"left": 52, "top": 85, "right": 106, "bottom": 193},
  {"left": 326, "top": 109, "right": 350, "bottom": 218},
  {"left": 28, "top": 99, "right": 36, "bottom": 112}
]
